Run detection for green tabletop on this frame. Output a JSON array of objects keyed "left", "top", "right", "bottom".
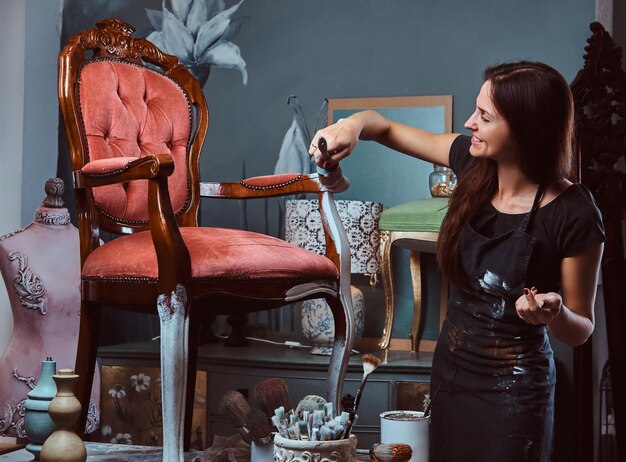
[{"left": 379, "top": 197, "right": 449, "bottom": 232}]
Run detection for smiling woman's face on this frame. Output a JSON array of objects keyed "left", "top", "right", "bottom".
[{"left": 464, "top": 80, "right": 519, "bottom": 162}]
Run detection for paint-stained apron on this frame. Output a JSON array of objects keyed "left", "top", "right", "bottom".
[{"left": 430, "top": 186, "right": 555, "bottom": 462}]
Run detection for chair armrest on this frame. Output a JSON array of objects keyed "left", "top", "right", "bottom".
[
  {"left": 75, "top": 154, "right": 190, "bottom": 293},
  {"left": 201, "top": 171, "right": 350, "bottom": 274},
  {"left": 199, "top": 171, "right": 349, "bottom": 199},
  {"left": 73, "top": 154, "right": 175, "bottom": 189}
]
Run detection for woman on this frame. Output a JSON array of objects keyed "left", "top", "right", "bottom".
[{"left": 309, "top": 61, "right": 605, "bottom": 461}]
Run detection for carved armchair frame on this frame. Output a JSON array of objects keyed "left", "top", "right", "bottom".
[{"left": 58, "top": 19, "right": 354, "bottom": 461}]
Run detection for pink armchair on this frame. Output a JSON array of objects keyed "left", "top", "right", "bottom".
[{"left": 58, "top": 19, "right": 354, "bottom": 461}]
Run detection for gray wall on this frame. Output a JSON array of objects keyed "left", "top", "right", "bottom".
[
  {"left": 21, "top": 0, "right": 62, "bottom": 226},
  {"left": 200, "top": 0, "right": 595, "bottom": 229},
  {"left": 0, "top": 0, "right": 26, "bottom": 364},
  {"left": 59, "top": 0, "right": 597, "bottom": 229}
]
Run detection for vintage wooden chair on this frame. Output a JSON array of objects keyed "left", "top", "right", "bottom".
[{"left": 58, "top": 19, "right": 354, "bottom": 461}]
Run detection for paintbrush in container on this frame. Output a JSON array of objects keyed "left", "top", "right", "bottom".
[
  {"left": 369, "top": 443, "right": 413, "bottom": 462},
  {"left": 246, "top": 407, "right": 272, "bottom": 445},
  {"left": 295, "top": 394, "right": 326, "bottom": 418},
  {"left": 219, "top": 390, "right": 252, "bottom": 443},
  {"left": 254, "top": 377, "right": 293, "bottom": 418},
  {"left": 343, "top": 354, "right": 382, "bottom": 438}
]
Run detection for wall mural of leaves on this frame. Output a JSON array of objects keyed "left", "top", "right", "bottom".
[{"left": 145, "top": 0, "right": 248, "bottom": 87}]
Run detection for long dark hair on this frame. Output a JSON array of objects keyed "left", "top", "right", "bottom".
[{"left": 437, "top": 61, "right": 574, "bottom": 289}]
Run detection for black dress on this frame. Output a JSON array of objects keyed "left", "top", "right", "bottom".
[{"left": 430, "top": 135, "right": 605, "bottom": 462}]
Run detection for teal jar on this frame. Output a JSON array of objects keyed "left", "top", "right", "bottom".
[{"left": 24, "top": 358, "right": 57, "bottom": 460}]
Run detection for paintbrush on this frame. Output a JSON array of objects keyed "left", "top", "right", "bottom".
[
  {"left": 254, "top": 377, "right": 293, "bottom": 418},
  {"left": 369, "top": 443, "right": 413, "bottom": 462},
  {"left": 246, "top": 407, "right": 272, "bottom": 444},
  {"left": 219, "top": 390, "right": 252, "bottom": 443},
  {"left": 423, "top": 382, "right": 442, "bottom": 417},
  {"left": 343, "top": 354, "right": 381, "bottom": 438}
]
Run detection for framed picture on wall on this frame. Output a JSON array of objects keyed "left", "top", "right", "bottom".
[
  {"left": 326, "top": 95, "right": 452, "bottom": 352},
  {"left": 327, "top": 95, "right": 452, "bottom": 207}
]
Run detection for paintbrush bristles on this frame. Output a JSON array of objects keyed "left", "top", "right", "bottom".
[
  {"left": 369, "top": 443, "right": 412, "bottom": 462},
  {"left": 246, "top": 407, "right": 271, "bottom": 443},
  {"left": 354, "top": 354, "right": 381, "bottom": 409},
  {"left": 362, "top": 354, "right": 382, "bottom": 377},
  {"left": 342, "top": 355, "right": 382, "bottom": 439},
  {"left": 219, "top": 390, "right": 251, "bottom": 428},
  {"left": 254, "top": 377, "right": 293, "bottom": 418}
]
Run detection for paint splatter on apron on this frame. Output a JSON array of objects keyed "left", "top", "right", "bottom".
[{"left": 431, "top": 186, "right": 555, "bottom": 461}]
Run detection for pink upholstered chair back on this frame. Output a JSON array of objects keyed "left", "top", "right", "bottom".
[
  {"left": 59, "top": 19, "right": 209, "bottom": 247},
  {"left": 78, "top": 60, "right": 192, "bottom": 223}
]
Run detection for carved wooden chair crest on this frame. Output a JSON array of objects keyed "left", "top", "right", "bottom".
[
  {"left": 570, "top": 21, "right": 626, "bottom": 462},
  {"left": 58, "top": 19, "right": 354, "bottom": 461}
]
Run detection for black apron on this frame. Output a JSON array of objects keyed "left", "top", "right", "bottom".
[{"left": 431, "top": 186, "right": 555, "bottom": 462}]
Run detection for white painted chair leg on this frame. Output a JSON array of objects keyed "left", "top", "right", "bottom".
[
  {"left": 157, "top": 284, "right": 189, "bottom": 462},
  {"left": 327, "top": 286, "right": 355, "bottom": 412},
  {"left": 320, "top": 192, "right": 355, "bottom": 411}
]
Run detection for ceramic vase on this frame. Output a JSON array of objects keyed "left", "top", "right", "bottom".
[
  {"left": 301, "top": 286, "right": 364, "bottom": 355},
  {"left": 273, "top": 434, "right": 357, "bottom": 462},
  {"left": 40, "top": 369, "right": 86, "bottom": 462},
  {"left": 24, "top": 358, "right": 57, "bottom": 460}
]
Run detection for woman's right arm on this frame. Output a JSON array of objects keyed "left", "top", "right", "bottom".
[{"left": 309, "top": 110, "right": 458, "bottom": 170}]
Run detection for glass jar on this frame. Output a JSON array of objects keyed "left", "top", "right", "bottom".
[{"left": 429, "top": 165, "right": 457, "bottom": 197}]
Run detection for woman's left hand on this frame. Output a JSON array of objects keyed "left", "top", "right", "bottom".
[{"left": 515, "top": 287, "right": 562, "bottom": 325}]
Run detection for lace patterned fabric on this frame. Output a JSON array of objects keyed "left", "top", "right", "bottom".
[{"left": 285, "top": 200, "right": 383, "bottom": 274}]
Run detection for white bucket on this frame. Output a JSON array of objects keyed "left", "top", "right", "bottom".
[{"left": 380, "top": 410, "right": 429, "bottom": 462}]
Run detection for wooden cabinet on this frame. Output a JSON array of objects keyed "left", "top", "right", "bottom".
[{"left": 98, "top": 340, "right": 433, "bottom": 449}]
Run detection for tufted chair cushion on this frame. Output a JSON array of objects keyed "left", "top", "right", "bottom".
[
  {"left": 79, "top": 60, "right": 191, "bottom": 222},
  {"left": 82, "top": 227, "right": 339, "bottom": 283}
]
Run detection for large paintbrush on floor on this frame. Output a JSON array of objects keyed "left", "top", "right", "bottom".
[{"left": 370, "top": 443, "right": 412, "bottom": 461}]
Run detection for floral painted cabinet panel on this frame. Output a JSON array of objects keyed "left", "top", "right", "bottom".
[{"left": 98, "top": 366, "right": 207, "bottom": 449}]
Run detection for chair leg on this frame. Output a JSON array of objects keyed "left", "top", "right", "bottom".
[
  {"left": 326, "top": 284, "right": 355, "bottom": 413},
  {"left": 408, "top": 251, "right": 424, "bottom": 352},
  {"left": 73, "top": 301, "right": 100, "bottom": 438},
  {"left": 157, "top": 284, "right": 190, "bottom": 462},
  {"left": 184, "top": 317, "right": 200, "bottom": 451},
  {"left": 378, "top": 230, "right": 394, "bottom": 350}
]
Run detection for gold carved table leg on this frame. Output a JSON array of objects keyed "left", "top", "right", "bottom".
[
  {"left": 408, "top": 250, "right": 423, "bottom": 352},
  {"left": 378, "top": 231, "right": 440, "bottom": 351},
  {"left": 378, "top": 230, "right": 394, "bottom": 350}
]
